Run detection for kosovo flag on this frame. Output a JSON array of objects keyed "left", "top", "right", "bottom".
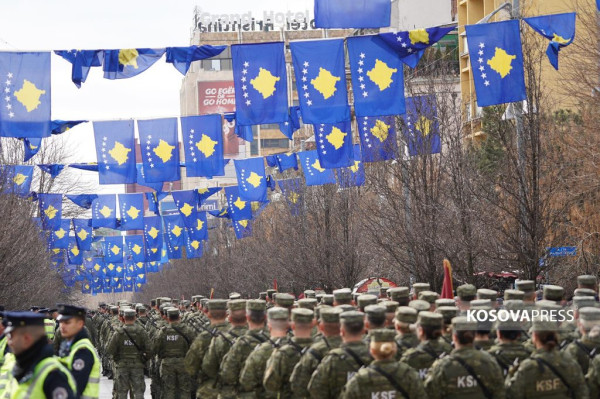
[
  {"left": 50, "top": 120, "right": 87, "bottom": 135},
  {"left": 223, "top": 112, "right": 254, "bottom": 142},
  {"left": 314, "top": 120, "right": 354, "bottom": 168},
  {"left": 290, "top": 39, "right": 350, "bottom": 124},
  {"left": 125, "top": 235, "right": 145, "bottom": 263},
  {"left": 39, "top": 193, "right": 62, "bottom": 230},
  {"left": 23, "top": 137, "right": 42, "bottom": 162},
  {"left": 104, "top": 236, "right": 124, "bottom": 263},
  {"left": 165, "top": 45, "right": 227, "bottom": 75},
  {"left": 164, "top": 234, "right": 183, "bottom": 260},
  {"left": 37, "top": 164, "right": 64, "bottom": 178},
  {"left": 314, "top": 0, "right": 391, "bottom": 29},
  {"left": 67, "top": 238, "right": 83, "bottom": 266},
  {"left": 347, "top": 35, "right": 405, "bottom": 117},
  {"left": 9, "top": 165, "right": 34, "bottom": 196},
  {"left": 136, "top": 164, "right": 165, "bottom": 192},
  {"left": 298, "top": 150, "right": 336, "bottom": 186},
  {"left": 465, "top": 20, "right": 526, "bottom": 107},
  {"left": 67, "top": 195, "right": 97, "bottom": 209},
  {"left": 278, "top": 178, "right": 304, "bottom": 216},
  {"left": 224, "top": 186, "right": 252, "bottom": 221},
  {"left": 233, "top": 219, "right": 253, "bottom": 240},
  {"left": 337, "top": 145, "right": 366, "bottom": 188},
  {"left": 235, "top": 158, "right": 268, "bottom": 202},
  {"left": 524, "top": 13, "right": 576, "bottom": 70},
  {"left": 50, "top": 219, "right": 71, "bottom": 249},
  {"left": 92, "top": 194, "right": 117, "bottom": 228},
  {"left": 0, "top": 52, "right": 51, "bottom": 138},
  {"left": 232, "top": 42, "right": 288, "bottom": 125},
  {"left": 163, "top": 213, "right": 185, "bottom": 248},
  {"left": 379, "top": 26, "right": 455, "bottom": 68},
  {"left": 359, "top": 116, "right": 397, "bottom": 162},
  {"left": 81, "top": 282, "right": 92, "bottom": 295},
  {"left": 102, "top": 278, "right": 113, "bottom": 293},
  {"left": 118, "top": 193, "right": 144, "bottom": 230},
  {"left": 55, "top": 50, "right": 102, "bottom": 88},
  {"left": 145, "top": 191, "right": 168, "bottom": 215},
  {"left": 185, "top": 230, "right": 204, "bottom": 259},
  {"left": 209, "top": 206, "right": 230, "bottom": 219},
  {"left": 93, "top": 120, "right": 136, "bottom": 184},
  {"left": 137, "top": 118, "right": 180, "bottom": 182},
  {"left": 197, "top": 187, "right": 222, "bottom": 205},
  {"left": 68, "top": 163, "right": 98, "bottom": 172},
  {"left": 73, "top": 219, "right": 93, "bottom": 251},
  {"left": 187, "top": 211, "right": 208, "bottom": 242},
  {"left": 143, "top": 216, "right": 162, "bottom": 262},
  {"left": 272, "top": 153, "right": 298, "bottom": 173},
  {"left": 171, "top": 190, "right": 199, "bottom": 229},
  {"left": 181, "top": 115, "right": 225, "bottom": 178},
  {"left": 103, "top": 48, "right": 166, "bottom": 79},
  {"left": 401, "top": 95, "right": 441, "bottom": 156},
  {"left": 279, "top": 106, "right": 301, "bottom": 140}
]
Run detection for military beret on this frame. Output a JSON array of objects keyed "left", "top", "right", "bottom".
[
  {"left": 229, "top": 292, "right": 242, "bottom": 300},
  {"left": 333, "top": 288, "right": 352, "bottom": 301},
  {"left": 452, "top": 316, "right": 477, "bottom": 331},
  {"left": 247, "top": 299, "right": 267, "bottom": 311},
  {"left": 542, "top": 285, "right": 564, "bottom": 301},
  {"left": 123, "top": 309, "right": 136, "bottom": 317},
  {"left": 470, "top": 299, "right": 492, "bottom": 309},
  {"left": 514, "top": 280, "right": 535, "bottom": 293},
  {"left": 435, "top": 298, "right": 455, "bottom": 308},
  {"left": 369, "top": 328, "right": 397, "bottom": 343},
  {"left": 321, "top": 294, "right": 334, "bottom": 306},
  {"left": 383, "top": 301, "right": 399, "bottom": 313},
  {"left": 267, "top": 307, "right": 289, "bottom": 320},
  {"left": 504, "top": 300, "right": 525, "bottom": 311},
  {"left": 417, "top": 311, "right": 443, "bottom": 327},
  {"left": 573, "top": 296, "right": 597, "bottom": 310},
  {"left": 298, "top": 298, "right": 318, "bottom": 310},
  {"left": 578, "top": 275, "right": 597, "bottom": 288},
  {"left": 275, "top": 293, "right": 295, "bottom": 307},
  {"left": 340, "top": 311, "right": 365, "bottom": 324},
  {"left": 418, "top": 291, "right": 440, "bottom": 304},
  {"left": 408, "top": 300, "right": 430, "bottom": 313},
  {"left": 364, "top": 305, "right": 386, "bottom": 319},
  {"left": 395, "top": 306, "right": 418, "bottom": 323},
  {"left": 258, "top": 292, "right": 267, "bottom": 300},
  {"left": 435, "top": 306, "right": 458, "bottom": 323},
  {"left": 319, "top": 307, "right": 343, "bottom": 323},
  {"left": 357, "top": 294, "right": 378, "bottom": 309},
  {"left": 304, "top": 290, "right": 316, "bottom": 298},
  {"left": 166, "top": 308, "right": 180, "bottom": 317},
  {"left": 337, "top": 304, "right": 357, "bottom": 313},
  {"left": 207, "top": 299, "right": 227, "bottom": 311},
  {"left": 574, "top": 288, "right": 596, "bottom": 297},
  {"left": 477, "top": 289, "right": 498, "bottom": 301},
  {"left": 291, "top": 308, "right": 314, "bottom": 323},
  {"left": 57, "top": 304, "right": 87, "bottom": 321},
  {"left": 387, "top": 287, "right": 409, "bottom": 301},
  {"left": 3, "top": 311, "right": 45, "bottom": 333},
  {"left": 412, "top": 283, "right": 431, "bottom": 295},
  {"left": 579, "top": 307, "right": 600, "bottom": 323},
  {"left": 227, "top": 299, "right": 247, "bottom": 311},
  {"left": 531, "top": 316, "right": 559, "bottom": 332},
  {"left": 504, "top": 289, "right": 525, "bottom": 301},
  {"left": 456, "top": 284, "right": 476, "bottom": 299}
]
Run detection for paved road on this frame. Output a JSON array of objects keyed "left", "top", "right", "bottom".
[{"left": 99, "top": 376, "right": 152, "bottom": 399}]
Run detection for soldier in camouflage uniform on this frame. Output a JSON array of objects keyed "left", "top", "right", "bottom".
[
  {"left": 393, "top": 306, "right": 419, "bottom": 359},
  {"left": 363, "top": 305, "right": 386, "bottom": 342},
  {"left": 264, "top": 308, "right": 314, "bottom": 398},
  {"left": 239, "top": 306, "right": 290, "bottom": 399},
  {"left": 471, "top": 299, "right": 494, "bottom": 351},
  {"left": 382, "top": 300, "right": 399, "bottom": 329},
  {"left": 106, "top": 308, "right": 152, "bottom": 399},
  {"left": 425, "top": 316, "right": 506, "bottom": 399},
  {"left": 401, "top": 311, "right": 451, "bottom": 380},
  {"left": 332, "top": 288, "right": 353, "bottom": 306},
  {"left": 154, "top": 307, "right": 196, "bottom": 399},
  {"left": 435, "top": 304, "right": 458, "bottom": 346},
  {"left": 419, "top": 291, "right": 440, "bottom": 311},
  {"left": 201, "top": 299, "right": 248, "bottom": 398},
  {"left": 488, "top": 317, "right": 531, "bottom": 377},
  {"left": 340, "top": 329, "right": 426, "bottom": 399},
  {"left": 266, "top": 289, "right": 277, "bottom": 309},
  {"left": 290, "top": 307, "right": 343, "bottom": 397},
  {"left": 456, "top": 283, "right": 477, "bottom": 314},
  {"left": 356, "top": 294, "right": 377, "bottom": 313},
  {"left": 388, "top": 287, "right": 410, "bottom": 307},
  {"left": 563, "top": 307, "right": 600, "bottom": 374},
  {"left": 185, "top": 299, "right": 229, "bottom": 399},
  {"left": 586, "top": 347, "right": 600, "bottom": 397},
  {"left": 412, "top": 283, "right": 431, "bottom": 300},
  {"left": 307, "top": 311, "right": 372, "bottom": 399}
]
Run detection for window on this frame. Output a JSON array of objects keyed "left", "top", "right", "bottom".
[{"left": 261, "top": 139, "right": 290, "bottom": 148}]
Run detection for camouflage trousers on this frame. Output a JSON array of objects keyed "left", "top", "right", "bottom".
[
  {"left": 114, "top": 365, "right": 145, "bottom": 399},
  {"left": 196, "top": 378, "right": 219, "bottom": 399},
  {"left": 150, "top": 358, "right": 161, "bottom": 399},
  {"left": 160, "top": 357, "right": 191, "bottom": 399}
]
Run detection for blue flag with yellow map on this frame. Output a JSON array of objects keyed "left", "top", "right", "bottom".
[
  {"left": 92, "top": 194, "right": 117, "bottom": 229},
  {"left": 279, "top": 106, "right": 301, "bottom": 140},
  {"left": 314, "top": 0, "right": 391, "bottom": 29},
  {"left": 93, "top": 120, "right": 136, "bottom": 185},
  {"left": 0, "top": 52, "right": 51, "bottom": 138},
  {"left": 136, "top": 164, "right": 165, "bottom": 192},
  {"left": 278, "top": 178, "right": 304, "bottom": 216},
  {"left": 50, "top": 219, "right": 71, "bottom": 250},
  {"left": 524, "top": 13, "right": 576, "bottom": 70},
  {"left": 298, "top": 150, "right": 336, "bottom": 186},
  {"left": 290, "top": 39, "right": 350, "bottom": 124},
  {"left": 271, "top": 153, "right": 298, "bottom": 173},
  {"left": 51, "top": 119, "right": 87, "bottom": 135},
  {"left": 186, "top": 211, "right": 208, "bottom": 242},
  {"left": 197, "top": 187, "right": 222, "bottom": 205},
  {"left": 235, "top": 158, "right": 268, "bottom": 202},
  {"left": 232, "top": 42, "right": 288, "bottom": 125},
  {"left": 125, "top": 235, "right": 145, "bottom": 263},
  {"left": 23, "top": 137, "right": 42, "bottom": 162},
  {"left": 209, "top": 206, "right": 230, "bottom": 219},
  {"left": 39, "top": 193, "right": 62, "bottom": 230},
  {"left": 55, "top": 50, "right": 102, "bottom": 88},
  {"left": 358, "top": 116, "right": 397, "bottom": 162},
  {"left": 143, "top": 216, "right": 162, "bottom": 262},
  {"left": 137, "top": 118, "right": 180, "bottom": 183},
  {"left": 9, "top": 165, "right": 34, "bottom": 196},
  {"left": 337, "top": 145, "right": 366, "bottom": 188},
  {"left": 163, "top": 213, "right": 185, "bottom": 249},
  {"left": 347, "top": 35, "right": 405, "bottom": 117},
  {"left": 171, "top": 190, "right": 199, "bottom": 229},
  {"left": 379, "top": 27, "right": 455, "bottom": 68},
  {"left": 103, "top": 48, "right": 166, "bottom": 79},
  {"left": 118, "top": 193, "right": 144, "bottom": 230},
  {"left": 67, "top": 238, "right": 83, "bottom": 266},
  {"left": 73, "top": 219, "right": 93, "bottom": 251},
  {"left": 104, "top": 236, "right": 124, "bottom": 264},
  {"left": 67, "top": 195, "right": 97, "bottom": 209},
  {"left": 185, "top": 230, "right": 204, "bottom": 259},
  {"left": 224, "top": 186, "right": 253, "bottom": 222},
  {"left": 401, "top": 95, "right": 441, "bottom": 156},
  {"left": 233, "top": 218, "right": 253, "bottom": 240},
  {"left": 314, "top": 120, "right": 354, "bottom": 169},
  {"left": 181, "top": 115, "right": 225, "bottom": 178},
  {"left": 165, "top": 45, "right": 227, "bottom": 75},
  {"left": 465, "top": 20, "right": 526, "bottom": 107}
]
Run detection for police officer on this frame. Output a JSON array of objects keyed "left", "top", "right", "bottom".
[
  {"left": 5, "top": 311, "right": 76, "bottom": 398},
  {"left": 57, "top": 304, "right": 100, "bottom": 399}
]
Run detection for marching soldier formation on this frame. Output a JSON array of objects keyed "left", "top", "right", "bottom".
[{"left": 4, "top": 277, "right": 600, "bottom": 397}]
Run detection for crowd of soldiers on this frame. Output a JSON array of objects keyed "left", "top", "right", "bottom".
[{"left": 4, "top": 276, "right": 600, "bottom": 397}]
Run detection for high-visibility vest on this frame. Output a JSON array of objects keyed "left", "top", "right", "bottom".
[
  {"left": 43, "top": 319, "right": 55, "bottom": 341},
  {"left": 10, "top": 356, "right": 76, "bottom": 399},
  {"left": 0, "top": 337, "right": 7, "bottom": 367},
  {"left": 0, "top": 353, "right": 16, "bottom": 399},
  {"left": 60, "top": 338, "right": 100, "bottom": 399}
]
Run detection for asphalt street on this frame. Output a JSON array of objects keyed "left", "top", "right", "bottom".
[{"left": 99, "top": 376, "right": 152, "bottom": 399}]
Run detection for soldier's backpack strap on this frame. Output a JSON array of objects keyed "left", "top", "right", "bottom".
[
  {"left": 448, "top": 355, "right": 493, "bottom": 399},
  {"left": 417, "top": 345, "right": 442, "bottom": 360},
  {"left": 171, "top": 324, "right": 192, "bottom": 348},
  {"left": 534, "top": 357, "right": 574, "bottom": 399},
  {"left": 574, "top": 340, "right": 597, "bottom": 359},
  {"left": 343, "top": 347, "right": 366, "bottom": 369},
  {"left": 287, "top": 340, "right": 306, "bottom": 355},
  {"left": 369, "top": 365, "right": 409, "bottom": 399},
  {"left": 307, "top": 348, "right": 323, "bottom": 363},
  {"left": 122, "top": 326, "right": 148, "bottom": 363},
  {"left": 490, "top": 350, "right": 509, "bottom": 374},
  {"left": 216, "top": 331, "right": 234, "bottom": 346}
]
